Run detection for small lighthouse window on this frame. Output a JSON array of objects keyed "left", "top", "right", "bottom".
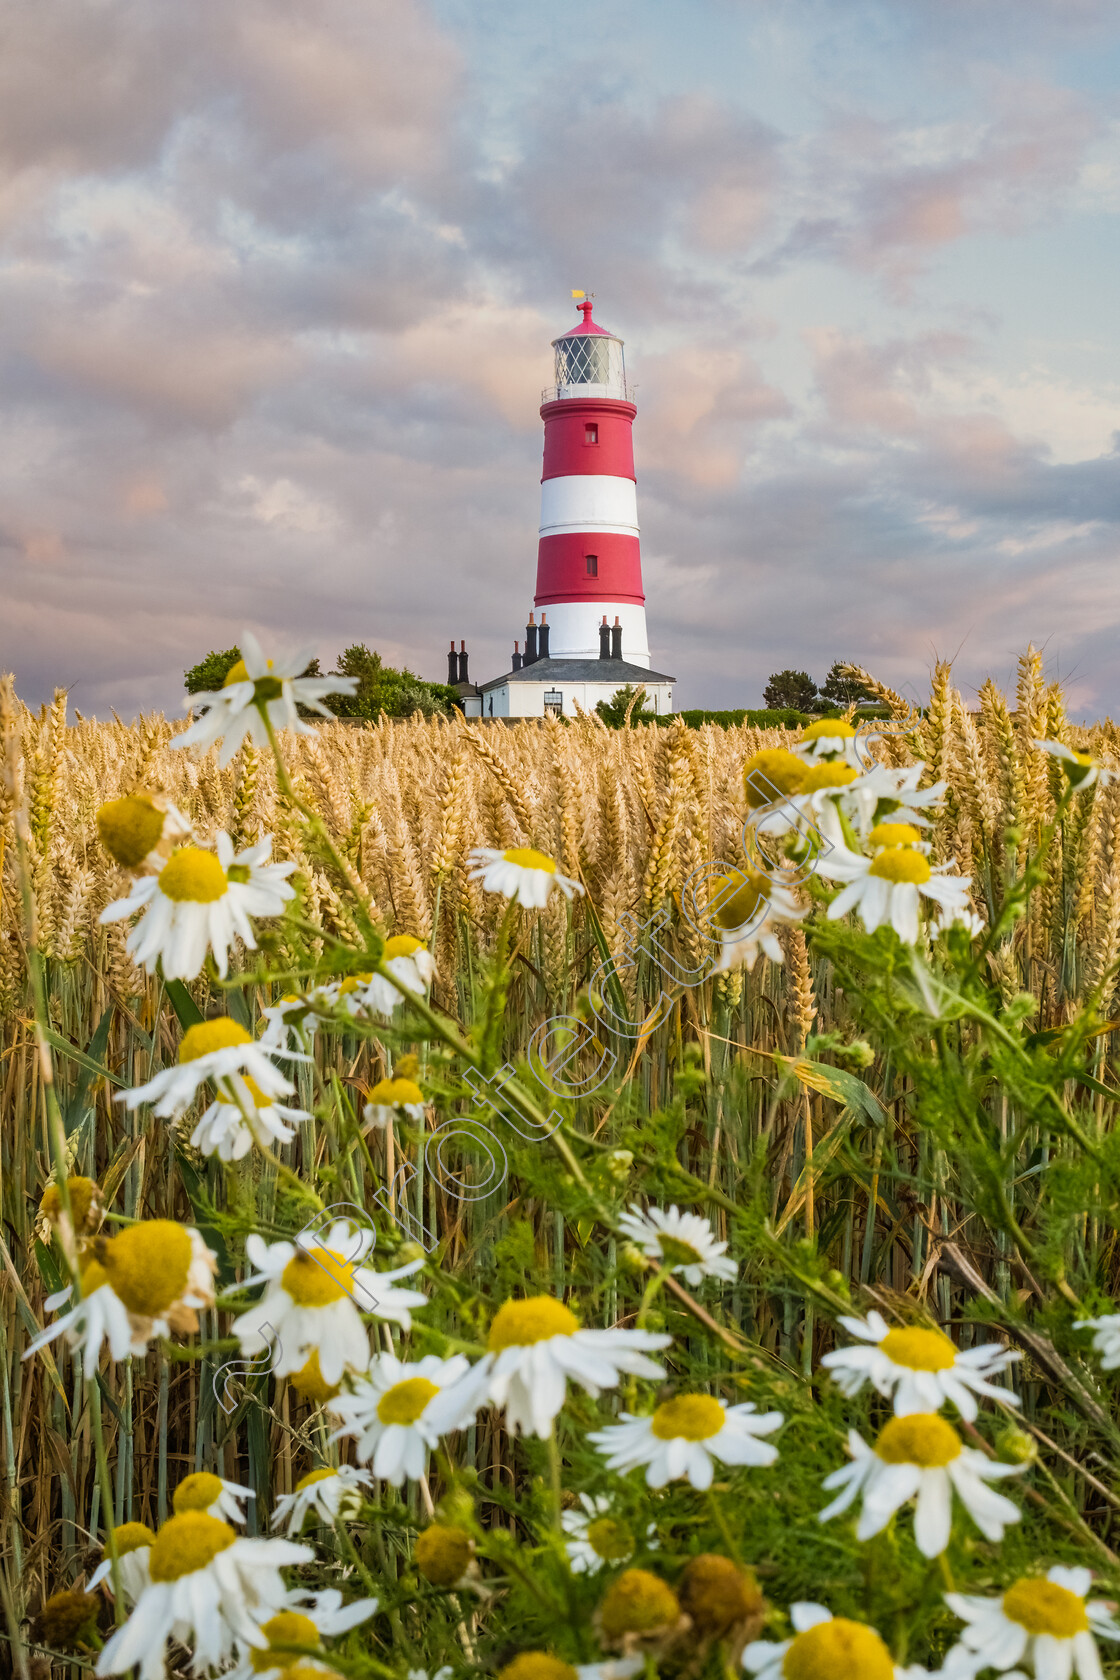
[
  {"left": 585, "top": 554, "right": 598, "bottom": 577},
  {"left": 585, "top": 423, "right": 598, "bottom": 444}
]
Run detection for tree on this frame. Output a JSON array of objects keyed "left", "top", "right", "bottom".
[
  {"left": 820, "top": 662, "right": 873, "bottom": 708},
  {"left": 595, "top": 684, "right": 657, "bottom": 728},
  {"left": 326, "top": 644, "right": 453, "bottom": 720},
  {"left": 184, "top": 648, "right": 241, "bottom": 694},
  {"left": 763, "top": 669, "right": 818, "bottom": 712}
]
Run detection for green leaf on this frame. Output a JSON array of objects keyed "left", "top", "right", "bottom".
[
  {"left": 43, "top": 1024, "right": 127, "bottom": 1090},
  {"left": 174, "top": 1147, "right": 236, "bottom": 1285},
  {"left": 165, "top": 979, "right": 205, "bottom": 1030},
  {"left": 766, "top": 1051, "right": 888, "bottom": 1125}
]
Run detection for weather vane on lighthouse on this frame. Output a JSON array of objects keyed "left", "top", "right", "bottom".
[{"left": 449, "top": 295, "right": 675, "bottom": 720}]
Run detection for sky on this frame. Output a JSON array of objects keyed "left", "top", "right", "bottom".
[{"left": 4, "top": 0, "right": 1120, "bottom": 718}]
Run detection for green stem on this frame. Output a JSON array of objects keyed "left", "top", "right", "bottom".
[{"left": 88, "top": 1379, "right": 125, "bottom": 1624}]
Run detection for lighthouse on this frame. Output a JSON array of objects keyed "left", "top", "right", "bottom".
[
  {"left": 535, "top": 299, "right": 649, "bottom": 666},
  {"left": 455, "top": 299, "right": 675, "bottom": 720}
]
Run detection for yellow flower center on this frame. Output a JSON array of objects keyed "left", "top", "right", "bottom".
[
  {"left": 712, "top": 867, "right": 771, "bottom": 931},
  {"left": 1001, "top": 1578, "right": 1090, "bottom": 1637},
  {"left": 650, "top": 1394, "right": 725, "bottom": 1442},
  {"left": 281, "top": 1248, "right": 359, "bottom": 1307},
  {"left": 868, "top": 847, "right": 931, "bottom": 885},
  {"left": 173, "top": 1472, "right": 224, "bottom": 1513},
  {"left": 488, "top": 1296, "right": 579, "bottom": 1350},
  {"left": 869, "top": 822, "right": 922, "bottom": 848},
  {"left": 586, "top": 1517, "right": 634, "bottom": 1561},
  {"left": 879, "top": 1325, "right": 957, "bottom": 1372},
  {"left": 100, "top": 1221, "right": 192, "bottom": 1316},
  {"left": 159, "top": 848, "right": 228, "bottom": 904},
  {"left": 80, "top": 1259, "right": 110, "bottom": 1296},
  {"left": 252, "top": 1612, "right": 320, "bottom": 1671},
  {"left": 376, "top": 1376, "right": 439, "bottom": 1424},
  {"left": 801, "top": 719, "right": 856, "bottom": 742},
  {"left": 384, "top": 934, "right": 424, "bottom": 959},
  {"left": 497, "top": 1658, "right": 578, "bottom": 1680},
  {"left": 295, "top": 1467, "right": 337, "bottom": 1492},
  {"left": 783, "top": 1619, "right": 894, "bottom": 1680},
  {"left": 598, "top": 1568, "right": 680, "bottom": 1636},
  {"left": 112, "top": 1522, "right": 155, "bottom": 1556},
  {"left": 148, "top": 1512, "right": 235, "bottom": 1582},
  {"left": 97, "top": 796, "right": 166, "bottom": 868},
  {"left": 180, "top": 1018, "right": 253, "bottom": 1061},
  {"left": 415, "top": 1523, "right": 473, "bottom": 1586},
  {"left": 743, "top": 748, "right": 807, "bottom": 808},
  {"left": 799, "top": 763, "right": 857, "bottom": 792},
  {"left": 875, "top": 1414, "right": 961, "bottom": 1468},
  {"left": 501, "top": 847, "right": 556, "bottom": 873},
  {"left": 289, "top": 1351, "right": 340, "bottom": 1405},
  {"left": 338, "top": 973, "right": 373, "bottom": 994},
  {"left": 367, "top": 1077, "right": 424, "bottom": 1108},
  {"left": 224, "top": 658, "right": 284, "bottom": 703},
  {"left": 41, "top": 1176, "right": 100, "bottom": 1232}
]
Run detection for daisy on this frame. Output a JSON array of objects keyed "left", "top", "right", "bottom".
[
  {"left": 173, "top": 631, "right": 357, "bottom": 767},
  {"left": 561, "top": 1495, "right": 652, "bottom": 1575},
  {"left": 328, "top": 1351, "right": 479, "bottom": 1484},
  {"left": 467, "top": 846, "right": 584, "bottom": 909},
  {"left": 839, "top": 763, "right": 948, "bottom": 838},
  {"left": 87, "top": 1522, "right": 155, "bottom": 1601},
  {"left": 616, "top": 1205, "right": 736, "bottom": 1286},
  {"left": 744, "top": 1604, "right": 899, "bottom": 1680},
  {"left": 100, "top": 833, "right": 295, "bottom": 980},
  {"left": 118, "top": 1018, "right": 305, "bottom": 1119},
  {"left": 1034, "top": 738, "right": 1118, "bottom": 791},
  {"left": 223, "top": 1590, "right": 379, "bottom": 1680},
  {"left": 363, "top": 1076, "right": 425, "bottom": 1131},
  {"left": 232, "top": 1222, "right": 427, "bottom": 1385},
  {"left": 936, "top": 904, "right": 986, "bottom": 938},
  {"left": 271, "top": 1466, "right": 372, "bottom": 1534},
  {"left": 708, "top": 866, "right": 803, "bottom": 972},
  {"left": 97, "top": 795, "right": 193, "bottom": 872},
  {"left": 429, "top": 1296, "right": 669, "bottom": 1440},
  {"left": 1077, "top": 1314, "right": 1120, "bottom": 1369},
  {"left": 26, "top": 1222, "right": 217, "bottom": 1364},
  {"left": 190, "top": 1086, "right": 309, "bottom": 1162},
  {"left": 816, "top": 839, "right": 973, "bottom": 946},
  {"left": 742, "top": 748, "right": 810, "bottom": 812},
  {"left": 820, "top": 1311, "right": 1020, "bottom": 1421},
  {"left": 819, "top": 1415, "right": 1023, "bottom": 1557},
  {"left": 945, "top": 1565, "right": 1120, "bottom": 1678},
  {"left": 360, "top": 934, "right": 437, "bottom": 1016},
  {"left": 589, "top": 1393, "right": 781, "bottom": 1491},
  {"left": 172, "top": 1471, "right": 254, "bottom": 1526},
  {"left": 94, "top": 1512, "right": 312, "bottom": 1680},
  {"left": 795, "top": 718, "right": 863, "bottom": 768},
  {"left": 259, "top": 992, "right": 325, "bottom": 1052}
]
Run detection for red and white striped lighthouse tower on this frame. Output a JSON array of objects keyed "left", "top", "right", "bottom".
[{"left": 534, "top": 299, "right": 649, "bottom": 667}]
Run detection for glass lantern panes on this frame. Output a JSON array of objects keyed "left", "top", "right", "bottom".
[{"left": 553, "top": 333, "right": 625, "bottom": 392}]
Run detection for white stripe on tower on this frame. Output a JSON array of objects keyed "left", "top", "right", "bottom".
[{"left": 538, "top": 476, "right": 639, "bottom": 538}]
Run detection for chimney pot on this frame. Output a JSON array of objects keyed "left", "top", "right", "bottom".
[
  {"left": 447, "top": 641, "right": 459, "bottom": 684},
  {"left": 599, "top": 619, "right": 611, "bottom": 659},
  {"left": 512, "top": 641, "right": 522, "bottom": 672},
  {"left": 459, "top": 645, "right": 469, "bottom": 683},
  {"left": 538, "top": 619, "right": 550, "bottom": 659},
  {"left": 611, "top": 620, "right": 623, "bottom": 660},
  {"left": 524, "top": 616, "right": 539, "bottom": 665}
]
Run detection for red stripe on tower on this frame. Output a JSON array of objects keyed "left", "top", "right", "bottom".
[{"left": 534, "top": 300, "right": 649, "bottom": 667}]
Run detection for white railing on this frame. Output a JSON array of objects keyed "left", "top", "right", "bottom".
[{"left": 540, "top": 379, "right": 634, "bottom": 404}]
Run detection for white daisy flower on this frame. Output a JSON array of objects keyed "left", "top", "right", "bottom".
[
  {"left": 259, "top": 993, "right": 322, "bottom": 1051},
  {"left": 222, "top": 1590, "right": 380, "bottom": 1680},
  {"left": 328, "top": 1350, "right": 478, "bottom": 1484},
  {"left": 26, "top": 1222, "right": 217, "bottom": 1365},
  {"left": 172, "top": 1471, "right": 254, "bottom": 1526},
  {"left": 820, "top": 1312, "right": 1020, "bottom": 1421},
  {"left": 409, "top": 1670, "right": 454, "bottom": 1680},
  {"left": 616, "top": 1204, "right": 736, "bottom": 1286},
  {"left": 362, "top": 1076, "right": 425, "bottom": 1131},
  {"left": 232, "top": 1221, "right": 427, "bottom": 1385},
  {"left": 819, "top": 1415, "right": 1023, "bottom": 1557},
  {"left": 467, "top": 846, "right": 584, "bottom": 909},
  {"left": 708, "top": 866, "right": 803, "bottom": 973},
  {"left": 588, "top": 1392, "right": 781, "bottom": 1491},
  {"left": 839, "top": 763, "right": 948, "bottom": 838},
  {"left": 1077, "top": 1314, "right": 1120, "bottom": 1369},
  {"left": 1034, "top": 738, "right": 1118, "bottom": 791},
  {"left": 816, "top": 837, "right": 973, "bottom": 946},
  {"left": 100, "top": 833, "right": 295, "bottom": 981},
  {"left": 946, "top": 1564, "right": 1120, "bottom": 1678},
  {"left": 173, "top": 631, "right": 357, "bottom": 768},
  {"left": 936, "top": 903, "right": 987, "bottom": 938},
  {"left": 95, "top": 1512, "right": 312, "bottom": 1680},
  {"left": 427, "top": 1296, "right": 669, "bottom": 1441},
  {"left": 190, "top": 1088, "right": 309, "bottom": 1162},
  {"left": 97, "top": 795, "right": 194, "bottom": 873},
  {"left": 744, "top": 1603, "right": 901, "bottom": 1680},
  {"left": 271, "top": 1465, "right": 372, "bottom": 1535},
  {"left": 360, "top": 934, "right": 437, "bottom": 1016},
  {"left": 561, "top": 1495, "right": 654, "bottom": 1575},
  {"left": 795, "top": 718, "right": 864, "bottom": 768},
  {"left": 87, "top": 1522, "right": 155, "bottom": 1601}
]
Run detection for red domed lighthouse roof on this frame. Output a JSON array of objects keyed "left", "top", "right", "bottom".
[{"left": 555, "top": 298, "right": 616, "bottom": 339}]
